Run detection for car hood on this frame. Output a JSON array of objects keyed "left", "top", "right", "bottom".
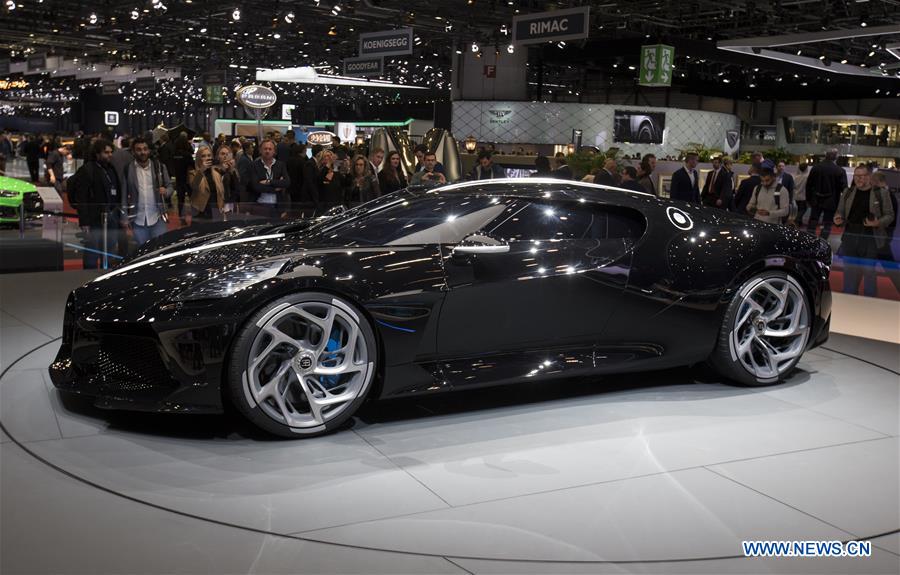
[{"left": 71, "top": 220, "right": 346, "bottom": 319}]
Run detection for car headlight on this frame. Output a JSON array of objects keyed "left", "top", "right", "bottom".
[
  {"left": 0, "top": 190, "right": 19, "bottom": 198},
  {"left": 176, "top": 259, "right": 289, "bottom": 301}
]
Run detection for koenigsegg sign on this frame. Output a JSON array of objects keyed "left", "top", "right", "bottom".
[
  {"left": 343, "top": 56, "right": 384, "bottom": 77},
  {"left": 359, "top": 28, "right": 413, "bottom": 57},
  {"left": 236, "top": 85, "right": 277, "bottom": 109},
  {"left": 512, "top": 7, "right": 590, "bottom": 46}
]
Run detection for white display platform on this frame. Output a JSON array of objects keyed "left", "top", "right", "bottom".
[{"left": 1, "top": 271, "right": 898, "bottom": 574}]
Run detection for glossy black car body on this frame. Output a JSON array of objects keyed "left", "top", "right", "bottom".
[{"left": 50, "top": 179, "right": 831, "bottom": 414}]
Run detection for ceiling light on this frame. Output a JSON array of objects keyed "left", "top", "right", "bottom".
[
  {"left": 232, "top": 7, "right": 240, "bottom": 20},
  {"left": 840, "top": 58, "right": 848, "bottom": 64},
  {"left": 5, "top": 1, "right": 14, "bottom": 10},
  {"left": 500, "top": 24, "right": 508, "bottom": 35},
  {"left": 507, "top": 44, "right": 514, "bottom": 54},
  {"left": 869, "top": 51, "right": 875, "bottom": 57},
  {"left": 861, "top": 22, "right": 867, "bottom": 27},
  {"left": 200, "top": 27, "right": 206, "bottom": 33},
  {"left": 471, "top": 41, "right": 479, "bottom": 53},
  {"left": 627, "top": 65, "right": 635, "bottom": 70},
  {"left": 130, "top": 8, "right": 139, "bottom": 19},
  {"left": 557, "top": 41, "right": 566, "bottom": 49},
  {"left": 796, "top": 49, "right": 802, "bottom": 55},
  {"left": 819, "top": 55, "right": 826, "bottom": 60},
  {"left": 285, "top": 11, "right": 294, "bottom": 23},
  {"left": 273, "top": 33, "right": 281, "bottom": 39},
  {"left": 89, "top": 12, "right": 98, "bottom": 24}
]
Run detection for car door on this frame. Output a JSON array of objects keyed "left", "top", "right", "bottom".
[{"left": 437, "top": 197, "right": 645, "bottom": 388}]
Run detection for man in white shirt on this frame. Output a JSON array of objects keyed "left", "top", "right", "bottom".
[
  {"left": 124, "top": 137, "right": 173, "bottom": 247},
  {"left": 747, "top": 162, "right": 790, "bottom": 225}
]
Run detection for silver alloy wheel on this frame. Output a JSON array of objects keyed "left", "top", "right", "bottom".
[
  {"left": 730, "top": 275, "right": 810, "bottom": 380},
  {"left": 243, "top": 298, "right": 374, "bottom": 429}
]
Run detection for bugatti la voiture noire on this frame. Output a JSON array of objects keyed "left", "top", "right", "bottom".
[{"left": 50, "top": 180, "right": 831, "bottom": 437}]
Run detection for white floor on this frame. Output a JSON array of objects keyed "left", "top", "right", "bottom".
[{"left": 1, "top": 271, "right": 898, "bottom": 574}]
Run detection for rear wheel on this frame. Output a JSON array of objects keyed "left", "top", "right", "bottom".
[
  {"left": 711, "top": 272, "right": 811, "bottom": 386},
  {"left": 228, "top": 292, "right": 377, "bottom": 438}
]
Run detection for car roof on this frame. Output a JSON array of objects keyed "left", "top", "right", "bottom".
[{"left": 425, "top": 178, "right": 654, "bottom": 203}]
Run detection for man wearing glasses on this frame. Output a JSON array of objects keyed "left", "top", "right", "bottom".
[{"left": 834, "top": 165, "right": 895, "bottom": 297}]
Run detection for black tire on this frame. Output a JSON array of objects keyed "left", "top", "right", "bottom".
[
  {"left": 227, "top": 291, "right": 378, "bottom": 438},
  {"left": 710, "top": 271, "right": 811, "bottom": 386}
]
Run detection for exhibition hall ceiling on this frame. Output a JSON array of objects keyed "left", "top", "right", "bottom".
[{"left": 1, "top": 0, "right": 898, "bottom": 101}]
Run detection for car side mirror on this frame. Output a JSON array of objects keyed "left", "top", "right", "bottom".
[{"left": 452, "top": 233, "right": 510, "bottom": 256}]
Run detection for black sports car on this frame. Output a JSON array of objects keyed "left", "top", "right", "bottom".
[{"left": 50, "top": 180, "right": 832, "bottom": 437}]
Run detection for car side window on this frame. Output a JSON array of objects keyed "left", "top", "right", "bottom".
[{"left": 486, "top": 200, "right": 645, "bottom": 242}]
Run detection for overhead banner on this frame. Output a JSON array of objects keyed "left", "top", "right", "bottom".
[
  {"left": 133, "top": 76, "right": 157, "bottom": 91},
  {"left": 512, "top": 7, "right": 590, "bottom": 46},
  {"left": 639, "top": 44, "right": 674, "bottom": 87},
  {"left": 101, "top": 81, "right": 119, "bottom": 96},
  {"left": 203, "top": 71, "right": 226, "bottom": 86},
  {"left": 343, "top": 56, "right": 383, "bottom": 77},
  {"left": 26, "top": 54, "right": 46, "bottom": 71},
  {"left": 359, "top": 28, "right": 413, "bottom": 57}
]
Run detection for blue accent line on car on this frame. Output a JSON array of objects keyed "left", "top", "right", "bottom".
[{"left": 375, "top": 319, "right": 416, "bottom": 333}]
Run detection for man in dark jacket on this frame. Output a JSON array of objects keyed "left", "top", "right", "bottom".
[
  {"left": 70, "top": 139, "right": 125, "bottom": 268},
  {"left": 250, "top": 139, "right": 290, "bottom": 219},
  {"left": 467, "top": 151, "right": 505, "bottom": 180},
  {"left": 732, "top": 166, "right": 760, "bottom": 214},
  {"left": 593, "top": 158, "right": 620, "bottom": 187},
  {"left": 231, "top": 139, "right": 253, "bottom": 208},
  {"left": 669, "top": 152, "right": 700, "bottom": 203},
  {"left": 806, "top": 149, "right": 848, "bottom": 238},
  {"left": 618, "top": 166, "right": 646, "bottom": 193}
]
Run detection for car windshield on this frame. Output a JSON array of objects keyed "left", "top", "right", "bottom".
[{"left": 302, "top": 189, "right": 507, "bottom": 247}]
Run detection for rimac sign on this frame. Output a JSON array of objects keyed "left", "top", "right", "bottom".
[
  {"left": 359, "top": 28, "right": 413, "bottom": 57},
  {"left": 343, "top": 56, "right": 384, "bottom": 77},
  {"left": 236, "top": 85, "right": 277, "bottom": 109},
  {"left": 512, "top": 7, "right": 590, "bottom": 46}
]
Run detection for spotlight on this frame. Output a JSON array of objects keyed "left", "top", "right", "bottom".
[
  {"left": 130, "top": 8, "right": 139, "bottom": 19},
  {"left": 5, "top": 1, "right": 14, "bottom": 10},
  {"left": 89, "top": 12, "right": 98, "bottom": 24},
  {"left": 285, "top": 11, "right": 294, "bottom": 23},
  {"left": 232, "top": 7, "right": 240, "bottom": 20},
  {"left": 869, "top": 51, "right": 875, "bottom": 57},
  {"left": 861, "top": 21, "right": 867, "bottom": 27},
  {"left": 500, "top": 24, "right": 508, "bottom": 35},
  {"left": 557, "top": 41, "right": 566, "bottom": 49},
  {"left": 796, "top": 49, "right": 802, "bottom": 56},
  {"left": 840, "top": 58, "right": 848, "bottom": 64},
  {"left": 818, "top": 54, "right": 825, "bottom": 60},
  {"left": 507, "top": 44, "right": 514, "bottom": 54},
  {"left": 471, "top": 41, "right": 479, "bottom": 53}
]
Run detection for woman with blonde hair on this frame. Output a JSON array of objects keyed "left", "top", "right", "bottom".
[
  {"left": 316, "top": 148, "right": 346, "bottom": 210},
  {"left": 186, "top": 144, "right": 239, "bottom": 225}
]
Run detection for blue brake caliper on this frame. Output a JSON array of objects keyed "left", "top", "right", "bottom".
[{"left": 319, "top": 327, "right": 343, "bottom": 390}]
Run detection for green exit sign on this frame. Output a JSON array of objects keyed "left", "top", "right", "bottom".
[{"left": 639, "top": 45, "right": 674, "bottom": 87}]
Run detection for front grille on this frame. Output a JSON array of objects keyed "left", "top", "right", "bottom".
[
  {"left": 187, "top": 241, "right": 287, "bottom": 266},
  {"left": 0, "top": 205, "right": 15, "bottom": 218},
  {"left": 91, "top": 336, "right": 177, "bottom": 395}
]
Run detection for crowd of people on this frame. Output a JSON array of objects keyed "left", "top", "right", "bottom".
[{"left": 6, "top": 128, "right": 897, "bottom": 298}]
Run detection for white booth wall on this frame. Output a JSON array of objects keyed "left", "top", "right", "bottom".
[{"left": 451, "top": 101, "right": 741, "bottom": 159}]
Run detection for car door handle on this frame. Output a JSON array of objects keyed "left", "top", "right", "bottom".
[{"left": 452, "top": 245, "right": 510, "bottom": 255}]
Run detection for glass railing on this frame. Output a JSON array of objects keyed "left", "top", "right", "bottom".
[
  {"left": 2, "top": 188, "right": 899, "bottom": 303},
  {"left": 0, "top": 198, "right": 326, "bottom": 272}
]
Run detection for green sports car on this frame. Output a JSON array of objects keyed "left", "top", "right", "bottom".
[{"left": 0, "top": 176, "right": 43, "bottom": 224}]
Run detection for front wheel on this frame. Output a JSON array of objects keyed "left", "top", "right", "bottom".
[
  {"left": 711, "top": 272, "right": 811, "bottom": 386},
  {"left": 227, "top": 292, "right": 377, "bottom": 438}
]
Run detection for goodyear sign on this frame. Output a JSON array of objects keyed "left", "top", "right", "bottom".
[
  {"left": 343, "top": 56, "right": 383, "bottom": 77},
  {"left": 512, "top": 7, "right": 590, "bottom": 46}
]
